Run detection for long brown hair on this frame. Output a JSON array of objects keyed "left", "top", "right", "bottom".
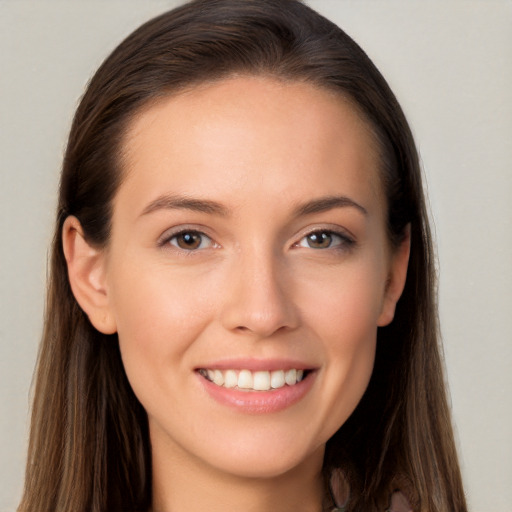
[{"left": 19, "top": 1, "right": 467, "bottom": 511}]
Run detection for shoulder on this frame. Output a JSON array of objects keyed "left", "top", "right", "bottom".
[
  {"left": 331, "top": 490, "right": 413, "bottom": 512},
  {"left": 386, "top": 490, "right": 414, "bottom": 512}
]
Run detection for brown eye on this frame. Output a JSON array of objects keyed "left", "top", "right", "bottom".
[
  {"left": 297, "top": 230, "right": 352, "bottom": 250},
  {"left": 169, "top": 231, "right": 211, "bottom": 250},
  {"left": 306, "top": 232, "right": 333, "bottom": 248}
]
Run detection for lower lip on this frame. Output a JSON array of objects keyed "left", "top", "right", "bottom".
[{"left": 198, "top": 372, "right": 316, "bottom": 414}]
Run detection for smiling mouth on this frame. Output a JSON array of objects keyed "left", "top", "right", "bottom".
[{"left": 197, "top": 368, "right": 309, "bottom": 391}]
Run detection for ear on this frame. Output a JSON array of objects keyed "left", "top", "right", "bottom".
[
  {"left": 62, "top": 216, "right": 117, "bottom": 334},
  {"left": 377, "top": 226, "right": 411, "bottom": 327}
]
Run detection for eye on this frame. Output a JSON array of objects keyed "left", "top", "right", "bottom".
[
  {"left": 296, "top": 230, "right": 353, "bottom": 250},
  {"left": 167, "top": 230, "right": 214, "bottom": 251}
]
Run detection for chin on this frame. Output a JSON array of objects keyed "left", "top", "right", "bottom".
[{"left": 198, "top": 434, "right": 326, "bottom": 480}]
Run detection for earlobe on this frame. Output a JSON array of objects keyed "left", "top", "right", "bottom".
[
  {"left": 62, "top": 216, "right": 117, "bottom": 334},
  {"left": 377, "top": 226, "right": 411, "bottom": 327}
]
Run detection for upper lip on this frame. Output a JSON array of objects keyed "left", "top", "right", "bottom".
[{"left": 195, "top": 358, "right": 317, "bottom": 372}]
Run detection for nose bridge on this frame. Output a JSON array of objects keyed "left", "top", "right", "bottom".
[{"left": 220, "top": 244, "right": 298, "bottom": 337}]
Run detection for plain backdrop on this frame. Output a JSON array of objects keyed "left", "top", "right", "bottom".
[{"left": 1, "top": 1, "right": 511, "bottom": 510}]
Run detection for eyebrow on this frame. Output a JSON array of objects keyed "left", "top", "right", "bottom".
[
  {"left": 140, "top": 193, "right": 367, "bottom": 218},
  {"left": 140, "top": 194, "right": 229, "bottom": 217},
  {"left": 293, "top": 195, "right": 368, "bottom": 216}
]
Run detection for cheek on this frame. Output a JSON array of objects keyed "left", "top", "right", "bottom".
[
  {"left": 107, "top": 258, "right": 216, "bottom": 401},
  {"left": 110, "top": 253, "right": 216, "bottom": 336},
  {"left": 296, "top": 261, "right": 384, "bottom": 428},
  {"left": 299, "top": 257, "right": 386, "bottom": 345},
  {"left": 317, "top": 279, "right": 380, "bottom": 372}
]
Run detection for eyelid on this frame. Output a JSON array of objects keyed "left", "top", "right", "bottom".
[
  {"left": 158, "top": 225, "right": 218, "bottom": 251},
  {"left": 293, "top": 226, "right": 356, "bottom": 250},
  {"left": 157, "top": 224, "right": 355, "bottom": 252}
]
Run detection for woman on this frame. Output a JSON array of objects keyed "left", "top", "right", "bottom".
[{"left": 18, "top": 0, "right": 467, "bottom": 511}]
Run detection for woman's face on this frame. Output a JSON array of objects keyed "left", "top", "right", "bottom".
[{"left": 98, "top": 77, "right": 407, "bottom": 479}]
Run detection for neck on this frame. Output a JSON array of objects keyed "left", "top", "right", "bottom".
[{"left": 151, "top": 441, "right": 326, "bottom": 512}]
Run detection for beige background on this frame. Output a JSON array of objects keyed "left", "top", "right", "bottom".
[{"left": 1, "top": 1, "right": 511, "bottom": 510}]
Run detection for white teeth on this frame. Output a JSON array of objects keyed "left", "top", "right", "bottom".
[
  {"left": 285, "top": 369, "right": 297, "bottom": 386},
  {"left": 238, "top": 369, "right": 253, "bottom": 389},
  {"left": 213, "top": 370, "right": 224, "bottom": 386},
  {"left": 270, "top": 370, "right": 285, "bottom": 389},
  {"left": 253, "top": 371, "right": 271, "bottom": 391},
  {"left": 224, "top": 369, "right": 238, "bottom": 388},
  {"left": 200, "top": 368, "right": 307, "bottom": 390}
]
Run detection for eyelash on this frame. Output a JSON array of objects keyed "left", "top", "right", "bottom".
[
  {"left": 294, "top": 229, "right": 355, "bottom": 251},
  {"left": 161, "top": 229, "right": 216, "bottom": 251},
  {"left": 160, "top": 228, "right": 355, "bottom": 253}
]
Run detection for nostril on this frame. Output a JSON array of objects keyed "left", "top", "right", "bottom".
[
  {"left": 235, "top": 325, "right": 252, "bottom": 333},
  {"left": 219, "top": 274, "right": 300, "bottom": 337},
  {"left": 234, "top": 323, "right": 291, "bottom": 336}
]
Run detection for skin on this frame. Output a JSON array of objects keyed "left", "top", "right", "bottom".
[{"left": 63, "top": 76, "right": 410, "bottom": 512}]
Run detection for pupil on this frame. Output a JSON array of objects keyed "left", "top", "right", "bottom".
[
  {"left": 179, "top": 233, "right": 200, "bottom": 249},
  {"left": 309, "top": 232, "right": 331, "bottom": 248}
]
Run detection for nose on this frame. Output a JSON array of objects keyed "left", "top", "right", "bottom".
[{"left": 220, "top": 249, "right": 299, "bottom": 338}]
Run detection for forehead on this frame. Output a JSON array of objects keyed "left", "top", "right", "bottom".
[{"left": 118, "top": 76, "right": 384, "bottom": 215}]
